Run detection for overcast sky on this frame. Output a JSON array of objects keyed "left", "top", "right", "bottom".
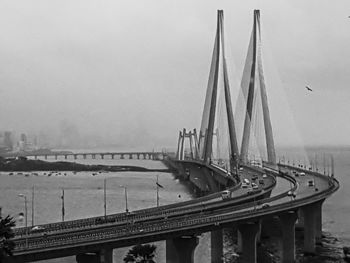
[{"left": 0, "top": 0, "right": 349, "bottom": 149}]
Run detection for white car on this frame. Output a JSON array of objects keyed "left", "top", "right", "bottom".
[{"left": 30, "top": 226, "right": 45, "bottom": 233}]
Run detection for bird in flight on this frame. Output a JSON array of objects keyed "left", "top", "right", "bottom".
[{"left": 305, "top": 86, "right": 313, "bottom": 92}]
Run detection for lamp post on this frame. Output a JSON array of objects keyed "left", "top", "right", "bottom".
[
  {"left": 31, "top": 186, "right": 34, "bottom": 227},
  {"left": 18, "top": 194, "right": 28, "bottom": 249},
  {"left": 156, "top": 175, "right": 160, "bottom": 207},
  {"left": 104, "top": 178, "right": 107, "bottom": 218},
  {"left": 119, "top": 185, "right": 128, "bottom": 213}
]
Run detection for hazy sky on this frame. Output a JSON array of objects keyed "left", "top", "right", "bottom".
[{"left": 0, "top": 0, "right": 349, "bottom": 149}]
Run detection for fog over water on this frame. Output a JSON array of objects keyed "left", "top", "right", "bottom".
[{"left": 0, "top": 0, "right": 349, "bottom": 149}]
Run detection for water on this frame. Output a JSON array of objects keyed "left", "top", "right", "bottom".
[{"left": 1, "top": 147, "right": 350, "bottom": 262}]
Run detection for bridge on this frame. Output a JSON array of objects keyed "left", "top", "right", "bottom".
[
  {"left": 3, "top": 151, "right": 165, "bottom": 161},
  {"left": 4, "top": 9, "right": 338, "bottom": 263}
]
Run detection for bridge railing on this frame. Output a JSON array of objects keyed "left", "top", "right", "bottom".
[{"left": 13, "top": 174, "right": 338, "bottom": 253}]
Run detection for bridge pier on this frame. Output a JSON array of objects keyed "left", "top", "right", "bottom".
[
  {"left": 279, "top": 211, "right": 298, "bottom": 263},
  {"left": 302, "top": 204, "right": 316, "bottom": 254},
  {"left": 111, "top": 154, "right": 114, "bottom": 159},
  {"left": 211, "top": 230, "right": 223, "bottom": 263},
  {"left": 74, "top": 154, "right": 77, "bottom": 160},
  {"left": 166, "top": 236, "right": 198, "bottom": 263},
  {"left": 76, "top": 248, "right": 113, "bottom": 263},
  {"left": 237, "top": 221, "right": 260, "bottom": 263},
  {"left": 314, "top": 199, "right": 325, "bottom": 244},
  {"left": 83, "top": 154, "right": 87, "bottom": 159}
]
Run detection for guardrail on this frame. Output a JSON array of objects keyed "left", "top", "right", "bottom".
[
  {"left": 13, "top": 173, "right": 337, "bottom": 253},
  {"left": 14, "top": 163, "right": 276, "bottom": 239}
]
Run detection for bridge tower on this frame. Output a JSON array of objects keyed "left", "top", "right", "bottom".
[
  {"left": 239, "top": 10, "right": 276, "bottom": 165},
  {"left": 198, "top": 10, "right": 239, "bottom": 170},
  {"left": 176, "top": 128, "right": 200, "bottom": 160}
]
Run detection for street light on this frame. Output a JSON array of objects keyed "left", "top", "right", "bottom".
[
  {"left": 119, "top": 185, "right": 129, "bottom": 213},
  {"left": 103, "top": 178, "right": 107, "bottom": 218},
  {"left": 18, "top": 194, "right": 28, "bottom": 249}
]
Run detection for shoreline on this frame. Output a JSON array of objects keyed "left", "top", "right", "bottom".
[{"left": 0, "top": 158, "right": 173, "bottom": 173}]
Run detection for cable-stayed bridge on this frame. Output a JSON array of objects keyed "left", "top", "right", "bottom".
[{"left": 4, "top": 10, "right": 338, "bottom": 263}]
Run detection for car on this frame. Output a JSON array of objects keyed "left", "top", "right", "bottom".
[
  {"left": 252, "top": 176, "right": 258, "bottom": 181},
  {"left": 262, "top": 174, "right": 267, "bottom": 178},
  {"left": 300, "top": 172, "right": 306, "bottom": 176},
  {"left": 259, "top": 179, "right": 265, "bottom": 184},
  {"left": 243, "top": 179, "right": 250, "bottom": 184},
  {"left": 252, "top": 184, "right": 259, "bottom": 190},
  {"left": 239, "top": 167, "right": 244, "bottom": 171},
  {"left": 221, "top": 190, "right": 231, "bottom": 200},
  {"left": 287, "top": 191, "right": 296, "bottom": 198},
  {"left": 241, "top": 183, "right": 248, "bottom": 188},
  {"left": 262, "top": 203, "right": 270, "bottom": 209},
  {"left": 30, "top": 226, "right": 45, "bottom": 233},
  {"left": 308, "top": 180, "right": 314, "bottom": 187}
]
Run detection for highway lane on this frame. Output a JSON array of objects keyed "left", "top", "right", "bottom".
[
  {"left": 12, "top": 168, "right": 337, "bottom": 258},
  {"left": 12, "top": 167, "right": 295, "bottom": 253},
  {"left": 13, "top": 165, "right": 275, "bottom": 238}
]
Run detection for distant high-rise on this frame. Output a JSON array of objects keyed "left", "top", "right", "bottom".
[
  {"left": 4, "top": 131, "right": 13, "bottom": 150},
  {"left": 20, "top": 133, "right": 27, "bottom": 144}
]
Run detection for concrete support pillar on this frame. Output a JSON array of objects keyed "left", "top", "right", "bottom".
[
  {"left": 279, "top": 211, "right": 298, "bottom": 263},
  {"left": 211, "top": 230, "right": 223, "bottom": 263},
  {"left": 238, "top": 221, "right": 260, "bottom": 263},
  {"left": 76, "top": 249, "right": 113, "bottom": 263},
  {"left": 99, "top": 248, "right": 113, "bottom": 263},
  {"left": 166, "top": 236, "right": 199, "bottom": 263},
  {"left": 302, "top": 204, "right": 316, "bottom": 254},
  {"left": 296, "top": 209, "right": 304, "bottom": 229},
  {"left": 237, "top": 229, "right": 242, "bottom": 253},
  {"left": 314, "top": 199, "right": 325, "bottom": 244}
]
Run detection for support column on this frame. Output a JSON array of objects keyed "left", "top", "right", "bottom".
[
  {"left": 279, "top": 211, "right": 298, "bottom": 263},
  {"left": 166, "top": 236, "right": 199, "bottom": 263},
  {"left": 76, "top": 249, "right": 113, "bottom": 263},
  {"left": 302, "top": 204, "right": 316, "bottom": 254},
  {"left": 238, "top": 221, "right": 260, "bottom": 263},
  {"left": 211, "top": 230, "right": 223, "bottom": 263},
  {"left": 314, "top": 199, "right": 325, "bottom": 244},
  {"left": 236, "top": 229, "right": 242, "bottom": 253},
  {"left": 296, "top": 209, "right": 304, "bottom": 229}
]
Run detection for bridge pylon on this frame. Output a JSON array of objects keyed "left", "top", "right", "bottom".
[
  {"left": 176, "top": 128, "right": 199, "bottom": 160},
  {"left": 198, "top": 10, "right": 239, "bottom": 171},
  {"left": 239, "top": 10, "right": 276, "bottom": 165}
]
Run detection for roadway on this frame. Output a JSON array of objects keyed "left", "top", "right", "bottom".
[{"left": 9, "top": 163, "right": 338, "bottom": 262}]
